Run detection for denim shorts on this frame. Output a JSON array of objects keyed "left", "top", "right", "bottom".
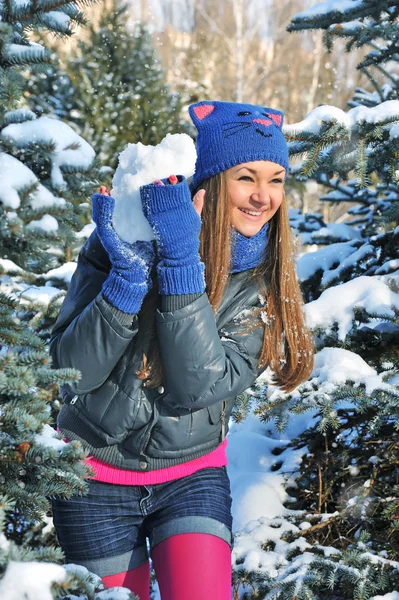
[{"left": 51, "top": 466, "right": 233, "bottom": 577}]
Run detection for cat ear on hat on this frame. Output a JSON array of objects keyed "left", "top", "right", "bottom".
[
  {"left": 189, "top": 102, "right": 215, "bottom": 128},
  {"left": 264, "top": 109, "right": 284, "bottom": 130}
]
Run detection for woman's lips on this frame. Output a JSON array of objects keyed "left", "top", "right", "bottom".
[{"left": 238, "top": 207, "right": 264, "bottom": 220}]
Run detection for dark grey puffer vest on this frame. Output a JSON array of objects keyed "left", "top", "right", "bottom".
[{"left": 50, "top": 230, "right": 265, "bottom": 472}]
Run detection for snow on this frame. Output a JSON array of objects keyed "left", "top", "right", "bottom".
[
  {"left": 311, "top": 222, "right": 362, "bottom": 242},
  {"left": 63, "top": 564, "right": 133, "bottom": 599},
  {"left": 329, "top": 19, "right": 364, "bottom": 32},
  {"left": 285, "top": 104, "right": 350, "bottom": 134},
  {"left": 297, "top": 241, "right": 358, "bottom": 284},
  {"left": 292, "top": 0, "right": 369, "bottom": 20},
  {"left": 0, "top": 152, "right": 37, "bottom": 209},
  {"left": 5, "top": 107, "right": 36, "bottom": 122},
  {"left": 30, "top": 184, "right": 66, "bottom": 209},
  {"left": 350, "top": 100, "right": 399, "bottom": 126},
  {"left": 370, "top": 593, "right": 399, "bottom": 600},
  {"left": 0, "top": 561, "right": 66, "bottom": 600},
  {"left": 45, "top": 10, "right": 71, "bottom": 28},
  {"left": 13, "top": 283, "right": 63, "bottom": 306},
  {"left": 312, "top": 347, "right": 376, "bottom": 385},
  {"left": 321, "top": 243, "right": 374, "bottom": 286},
  {"left": 0, "top": 259, "right": 23, "bottom": 273},
  {"left": 111, "top": 133, "right": 197, "bottom": 243},
  {"left": 26, "top": 214, "right": 59, "bottom": 232},
  {"left": 285, "top": 100, "right": 399, "bottom": 138},
  {"left": 75, "top": 222, "right": 96, "bottom": 239},
  {"left": 43, "top": 262, "right": 77, "bottom": 283},
  {"left": 375, "top": 259, "right": 399, "bottom": 275},
  {"left": 35, "top": 424, "right": 67, "bottom": 451},
  {"left": 304, "top": 276, "right": 399, "bottom": 340},
  {"left": 1, "top": 117, "right": 95, "bottom": 190},
  {"left": 5, "top": 42, "right": 46, "bottom": 61},
  {"left": 0, "top": 151, "right": 66, "bottom": 216},
  {"left": 312, "top": 347, "right": 390, "bottom": 395}
]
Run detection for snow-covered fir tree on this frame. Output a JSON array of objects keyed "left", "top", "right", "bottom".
[
  {"left": 0, "top": 0, "right": 99, "bottom": 340},
  {"left": 230, "top": 2, "right": 399, "bottom": 599}
]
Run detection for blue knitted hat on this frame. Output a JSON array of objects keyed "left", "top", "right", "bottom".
[{"left": 188, "top": 100, "right": 289, "bottom": 191}]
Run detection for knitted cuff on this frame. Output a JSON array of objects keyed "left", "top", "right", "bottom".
[
  {"left": 102, "top": 295, "right": 137, "bottom": 327},
  {"left": 141, "top": 176, "right": 191, "bottom": 215},
  {"left": 157, "top": 261, "right": 206, "bottom": 295},
  {"left": 102, "top": 271, "right": 148, "bottom": 315},
  {"left": 161, "top": 293, "right": 202, "bottom": 312}
]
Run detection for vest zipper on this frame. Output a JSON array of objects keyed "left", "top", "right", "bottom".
[
  {"left": 70, "top": 394, "right": 78, "bottom": 405},
  {"left": 221, "top": 400, "right": 226, "bottom": 440}
]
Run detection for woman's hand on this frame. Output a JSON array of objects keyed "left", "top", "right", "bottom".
[
  {"left": 139, "top": 175, "right": 206, "bottom": 295},
  {"left": 192, "top": 188, "right": 205, "bottom": 218},
  {"left": 91, "top": 187, "right": 155, "bottom": 314}
]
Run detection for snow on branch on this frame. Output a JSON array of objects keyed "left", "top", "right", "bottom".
[{"left": 1, "top": 116, "right": 95, "bottom": 189}]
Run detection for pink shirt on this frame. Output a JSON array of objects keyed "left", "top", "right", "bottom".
[
  {"left": 59, "top": 427, "right": 228, "bottom": 485},
  {"left": 85, "top": 438, "right": 228, "bottom": 485}
]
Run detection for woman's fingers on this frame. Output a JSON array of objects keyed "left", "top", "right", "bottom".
[
  {"left": 99, "top": 185, "right": 110, "bottom": 196},
  {"left": 92, "top": 193, "right": 115, "bottom": 231},
  {"left": 193, "top": 189, "right": 205, "bottom": 216}
]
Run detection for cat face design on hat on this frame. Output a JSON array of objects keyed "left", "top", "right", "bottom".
[
  {"left": 188, "top": 100, "right": 289, "bottom": 190},
  {"left": 190, "top": 102, "right": 283, "bottom": 139}
]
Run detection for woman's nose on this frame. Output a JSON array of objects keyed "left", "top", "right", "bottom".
[{"left": 251, "top": 188, "right": 271, "bottom": 207}]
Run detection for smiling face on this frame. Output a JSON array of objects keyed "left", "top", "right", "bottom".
[{"left": 226, "top": 161, "right": 286, "bottom": 237}]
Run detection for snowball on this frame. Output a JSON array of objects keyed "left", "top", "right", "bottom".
[{"left": 111, "top": 133, "right": 197, "bottom": 243}]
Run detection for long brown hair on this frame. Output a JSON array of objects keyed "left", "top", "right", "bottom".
[{"left": 137, "top": 171, "right": 314, "bottom": 392}]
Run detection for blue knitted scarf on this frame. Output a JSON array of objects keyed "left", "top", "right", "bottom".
[{"left": 230, "top": 222, "right": 269, "bottom": 273}]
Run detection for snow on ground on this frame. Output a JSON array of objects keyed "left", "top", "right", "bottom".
[{"left": 111, "top": 133, "right": 196, "bottom": 244}]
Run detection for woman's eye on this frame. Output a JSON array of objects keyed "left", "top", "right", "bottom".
[
  {"left": 238, "top": 176, "right": 254, "bottom": 182},
  {"left": 272, "top": 178, "right": 284, "bottom": 184}
]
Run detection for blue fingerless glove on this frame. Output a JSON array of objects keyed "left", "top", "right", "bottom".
[
  {"left": 140, "top": 176, "right": 205, "bottom": 295},
  {"left": 92, "top": 193, "right": 155, "bottom": 314}
]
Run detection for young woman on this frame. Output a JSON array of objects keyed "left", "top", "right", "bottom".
[{"left": 50, "top": 100, "right": 313, "bottom": 600}]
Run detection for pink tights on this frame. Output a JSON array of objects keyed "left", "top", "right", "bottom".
[{"left": 102, "top": 533, "right": 232, "bottom": 600}]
